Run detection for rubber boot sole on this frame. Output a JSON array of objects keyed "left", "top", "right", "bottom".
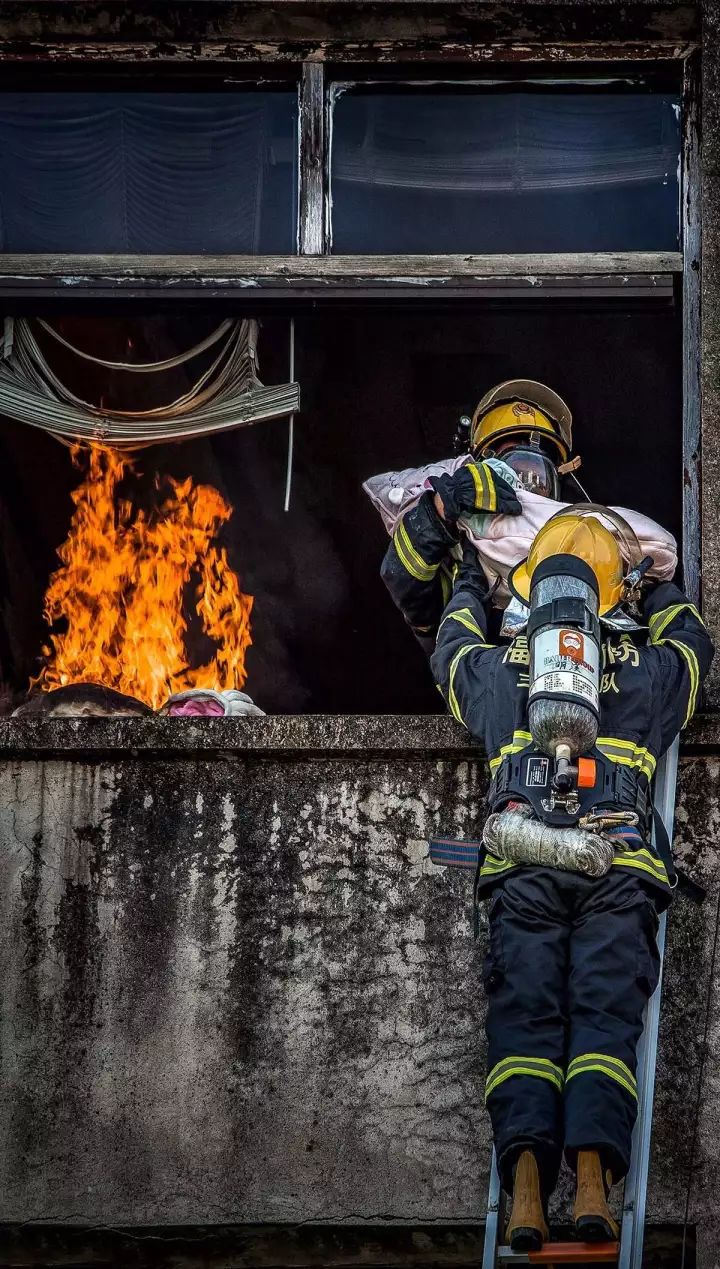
[
  {"left": 574, "top": 1150, "right": 619, "bottom": 1244},
  {"left": 509, "top": 1226, "right": 545, "bottom": 1253},
  {"left": 576, "top": 1214, "right": 619, "bottom": 1243},
  {"left": 505, "top": 1150, "right": 550, "bottom": 1252}
]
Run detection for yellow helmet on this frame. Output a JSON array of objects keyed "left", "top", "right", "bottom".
[
  {"left": 471, "top": 380, "right": 573, "bottom": 463},
  {"left": 508, "top": 506, "right": 639, "bottom": 616}
]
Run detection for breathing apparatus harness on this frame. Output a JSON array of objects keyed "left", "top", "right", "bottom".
[
  {"left": 490, "top": 750, "right": 651, "bottom": 832},
  {"left": 484, "top": 508, "right": 657, "bottom": 877}
]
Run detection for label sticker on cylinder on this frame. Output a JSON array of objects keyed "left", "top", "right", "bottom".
[
  {"left": 529, "top": 627, "right": 600, "bottom": 710},
  {"left": 559, "top": 630, "right": 585, "bottom": 662}
]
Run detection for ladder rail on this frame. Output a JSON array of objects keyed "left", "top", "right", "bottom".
[
  {"left": 482, "top": 1147, "right": 502, "bottom": 1269},
  {"left": 619, "top": 735, "right": 679, "bottom": 1269},
  {"left": 481, "top": 736, "right": 680, "bottom": 1269}
]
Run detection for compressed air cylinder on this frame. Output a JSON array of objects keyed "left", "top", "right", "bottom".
[{"left": 527, "top": 571, "right": 601, "bottom": 759}]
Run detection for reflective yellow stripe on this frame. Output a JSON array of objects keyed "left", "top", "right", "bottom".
[
  {"left": 447, "top": 643, "right": 478, "bottom": 724},
  {"left": 395, "top": 521, "right": 439, "bottom": 581},
  {"left": 648, "top": 603, "right": 704, "bottom": 725},
  {"left": 596, "top": 737, "right": 656, "bottom": 781},
  {"left": 393, "top": 521, "right": 439, "bottom": 582},
  {"left": 480, "top": 856, "right": 517, "bottom": 877},
  {"left": 663, "top": 637, "right": 699, "bottom": 726},
  {"left": 481, "top": 462, "right": 497, "bottom": 511},
  {"left": 568, "top": 1052, "right": 636, "bottom": 1084},
  {"left": 468, "top": 461, "right": 485, "bottom": 509},
  {"left": 649, "top": 602, "right": 703, "bottom": 643},
  {"left": 486, "top": 1055, "right": 564, "bottom": 1101},
  {"left": 612, "top": 848, "right": 669, "bottom": 885},
  {"left": 469, "top": 461, "right": 496, "bottom": 513},
  {"left": 568, "top": 1065, "right": 638, "bottom": 1099},
  {"left": 567, "top": 1052, "right": 637, "bottom": 1100},
  {"left": 438, "top": 607, "right": 491, "bottom": 641},
  {"left": 484, "top": 463, "right": 497, "bottom": 511},
  {"left": 489, "top": 730, "right": 534, "bottom": 774},
  {"left": 398, "top": 521, "right": 439, "bottom": 578},
  {"left": 439, "top": 567, "right": 452, "bottom": 607},
  {"left": 393, "top": 530, "right": 431, "bottom": 582}
]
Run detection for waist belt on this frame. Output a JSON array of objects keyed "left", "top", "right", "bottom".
[
  {"left": 489, "top": 747, "right": 650, "bottom": 830},
  {"left": 428, "top": 823, "right": 645, "bottom": 871}
]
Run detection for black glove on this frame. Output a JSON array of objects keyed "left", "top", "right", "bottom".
[
  {"left": 456, "top": 538, "right": 490, "bottom": 599},
  {"left": 429, "top": 461, "right": 522, "bottom": 526}
]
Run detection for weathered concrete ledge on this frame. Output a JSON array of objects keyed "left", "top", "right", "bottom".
[
  {"left": 0, "top": 711, "right": 719, "bottom": 758},
  {"left": 0, "top": 714, "right": 480, "bottom": 758},
  {"left": 0, "top": 717, "right": 717, "bottom": 1247}
]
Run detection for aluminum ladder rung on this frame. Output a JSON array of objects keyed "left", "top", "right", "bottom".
[
  {"left": 481, "top": 737, "right": 680, "bottom": 1269},
  {"left": 497, "top": 1241, "right": 619, "bottom": 1263}
]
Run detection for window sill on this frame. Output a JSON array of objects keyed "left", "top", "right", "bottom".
[
  {"left": 0, "top": 712, "right": 716, "bottom": 760},
  {"left": 0, "top": 252, "right": 682, "bottom": 300}
]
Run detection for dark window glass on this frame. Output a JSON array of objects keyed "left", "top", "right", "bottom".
[
  {"left": 330, "top": 90, "right": 680, "bottom": 253},
  {"left": 0, "top": 92, "right": 298, "bottom": 253}
]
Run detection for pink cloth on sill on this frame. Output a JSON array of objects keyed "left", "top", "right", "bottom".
[{"left": 166, "top": 698, "right": 226, "bottom": 717}]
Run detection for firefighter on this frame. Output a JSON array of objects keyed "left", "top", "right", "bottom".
[
  {"left": 429, "top": 514, "right": 714, "bottom": 1249},
  {"left": 380, "top": 380, "right": 575, "bottom": 653}
]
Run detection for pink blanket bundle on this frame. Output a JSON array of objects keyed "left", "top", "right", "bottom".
[{"left": 363, "top": 456, "right": 677, "bottom": 606}]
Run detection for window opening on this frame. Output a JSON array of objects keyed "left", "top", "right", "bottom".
[{"left": 0, "top": 303, "right": 681, "bottom": 718}]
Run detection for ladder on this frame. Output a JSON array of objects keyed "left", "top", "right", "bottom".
[{"left": 481, "top": 736, "right": 680, "bottom": 1269}]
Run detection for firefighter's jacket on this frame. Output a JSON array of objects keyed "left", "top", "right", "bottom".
[
  {"left": 380, "top": 493, "right": 459, "bottom": 653},
  {"left": 427, "top": 562, "right": 714, "bottom": 899}
]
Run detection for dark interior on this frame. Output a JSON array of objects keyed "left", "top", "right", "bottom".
[{"left": 0, "top": 301, "right": 682, "bottom": 715}]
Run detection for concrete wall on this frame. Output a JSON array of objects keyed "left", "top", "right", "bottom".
[
  {"left": 0, "top": 2, "right": 719, "bottom": 1264},
  {"left": 0, "top": 717, "right": 718, "bottom": 1263}
]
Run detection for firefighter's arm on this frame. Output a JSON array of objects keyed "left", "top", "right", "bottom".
[
  {"left": 430, "top": 542, "right": 498, "bottom": 738},
  {"left": 642, "top": 582, "right": 715, "bottom": 738},
  {"left": 380, "top": 492, "right": 458, "bottom": 644}
]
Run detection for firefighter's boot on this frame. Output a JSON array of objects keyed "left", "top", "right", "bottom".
[
  {"left": 574, "top": 1150, "right": 619, "bottom": 1242},
  {"left": 505, "top": 1150, "right": 549, "bottom": 1252}
]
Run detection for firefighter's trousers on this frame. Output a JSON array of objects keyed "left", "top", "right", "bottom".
[{"left": 483, "top": 867, "right": 661, "bottom": 1196}]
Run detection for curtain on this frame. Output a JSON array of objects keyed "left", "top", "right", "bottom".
[
  {"left": 0, "top": 92, "right": 296, "bottom": 253},
  {"left": 332, "top": 93, "right": 681, "bottom": 193}
]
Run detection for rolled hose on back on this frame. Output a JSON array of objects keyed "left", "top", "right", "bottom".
[{"left": 483, "top": 804, "right": 614, "bottom": 877}]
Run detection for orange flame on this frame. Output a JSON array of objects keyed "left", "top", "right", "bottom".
[{"left": 36, "top": 445, "right": 253, "bottom": 710}]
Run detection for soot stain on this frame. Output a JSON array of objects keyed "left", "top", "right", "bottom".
[
  {"left": 52, "top": 873, "right": 102, "bottom": 1031},
  {"left": 223, "top": 761, "right": 302, "bottom": 1069}
]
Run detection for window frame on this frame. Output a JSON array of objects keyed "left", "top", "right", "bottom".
[
  {"left": 0, "top": 45, "right": 701, "bottom": 607},
  {"left": 323, "top": 70, "right": 684, "bottom": 257}
]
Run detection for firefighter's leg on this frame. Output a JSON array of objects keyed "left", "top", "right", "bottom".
[
  {"left": 483, "top": 869, "right": 569, "bottom": 1215},
  {"left": 564, "top": 869, "right": 661, "bottom": 1238}
]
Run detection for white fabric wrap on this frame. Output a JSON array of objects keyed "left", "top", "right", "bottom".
[{"left": 363, "top": 456, "right": 677, "bottom": 604}]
